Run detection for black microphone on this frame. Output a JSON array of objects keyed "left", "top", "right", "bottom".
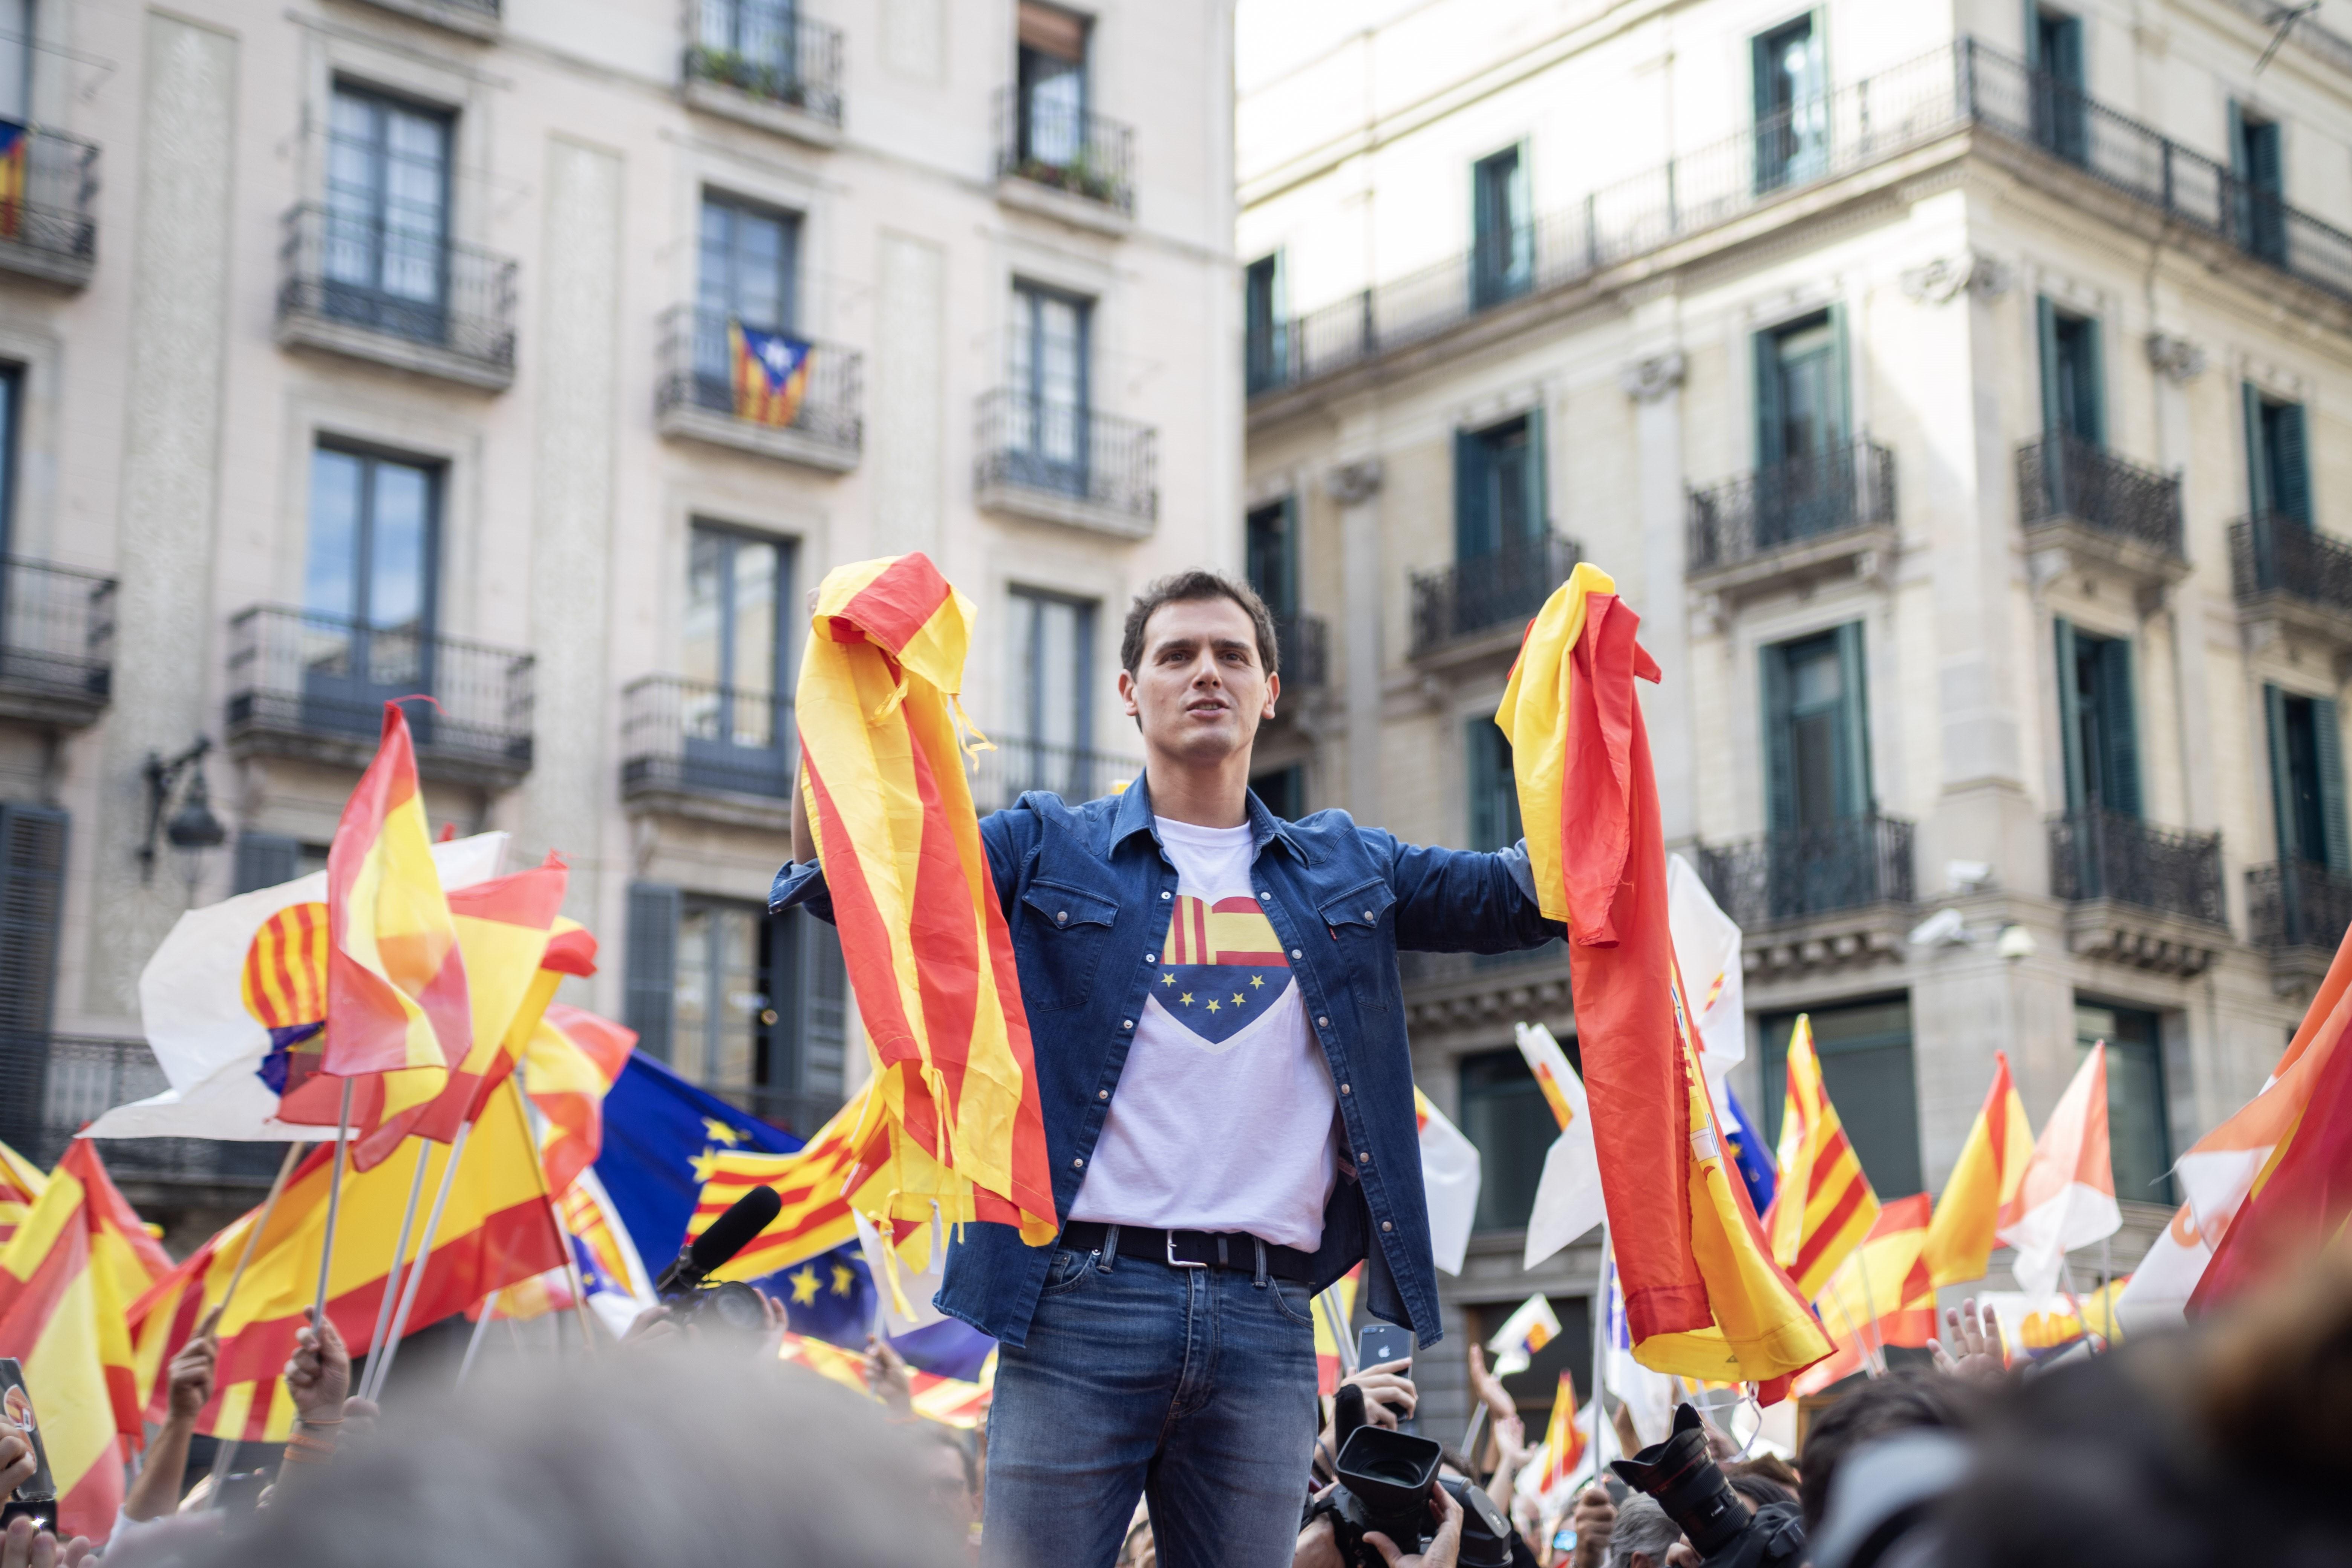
[{"left": 655, "top": 1186, "right": 782, "bottom": 1298}]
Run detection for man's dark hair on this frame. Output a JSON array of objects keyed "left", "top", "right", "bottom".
[
  {"left": 1119, "top": 570, "right": 1280, "bottom": 679},
  {"left": 924, "top": 1422, "right": 978, "bottom": 1497},
  {"left": 1797, "top": 1368, "right": 1969, "bottom": 1529}
]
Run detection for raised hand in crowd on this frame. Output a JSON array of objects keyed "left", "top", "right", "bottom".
[
  {"left": 1484, "top": 1411, "right": 1527, "bottom": 1524},
  {"left": 0, "top": 1517, "right": 90, "bottom": 1568},
  {"left": 865, "top": 1335, "right": 914, "bottom": 1419},
  {"left": 274, "top": 1308, "right": 351, "bottom": 1496},
  {"left": 1930, "top": 1297, "right": 2008, "bottom": 1383},
  {"left": 124, "top": 1306, "right": 221, "bottom": 1523},
  {"left": 1563, "top": 1483, "right": 1615, "bottom": 1568},
  {"left": 1465, "top": 1344, "right": 1518, "bottom": 1426}
]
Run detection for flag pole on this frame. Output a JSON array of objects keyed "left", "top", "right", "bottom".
[
  {"left": 1588, "top": 1222, "right": 1612, "bottom": 1485},
  {"left": 1825, "top": 1291, "right": 1879, "bottom": 1378},
  {"left": 510, "top": 1076, "right": 599, "bottom": 1358},
  {"left": 311, "top": 1079, "right": 356, "bottom": 1325},
  {"left": 455, "top": 1290, "right": 499, "bottom": 1386},
  {"left": 1853, "top": 1248, "right": 1888, "bottom": 1377},
  {"left": 359, "top": 1141, "right": 432, "bottom": 1396},
  {"left": 214, "top": 1140, "right": 306, "bottom": 1326},
  {"left": 363, "top": 1119, "right": 469, "bottom": 1403}
]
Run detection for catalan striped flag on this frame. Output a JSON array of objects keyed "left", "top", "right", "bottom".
[
  {"left": 776, "top": 1330, "right": 869, "bottom": 1393},
  {"left": 1764, "top": 1015, "right": 1880, "bottom": 1300},
  {"left": 524, "top": 1000, "right": 636, "bottom": 1197},
  {"left": 1794, "top": 1193, "right": 1936, "bottom": 1395},
  {"left": 729, "top": 321, "right": 813, "bottom": 427},
  {"left": 0, "top": 1141, "right": 174, "bottom": 1543},
  {"left": 0, "top": 1138, "right": 43, "bottom": 1251},
  {"left": 908, "top": 1360, "right": 994, "bottom": 1430},
  {"left": 280, "top": 704, "right": 470, "bottom": 1146},
  {"left": 795, "top": 554, "right": 1055, "bottom": 1245},
  {"left": 1496, "top": 563, "right": 1830, "bottom": 1390},
  {"left": 1536, "top": 1369, "right": 1588, "bottom": 1496},
  {"left": 0, "top": 123, "right": 25, "bottom": 242},
  {"left": 688, "top": 1084, "right": 891, "bottom": 1283},
  {"left": 1923, "top": 1051, "right": 2035, "bottom": 1288}
]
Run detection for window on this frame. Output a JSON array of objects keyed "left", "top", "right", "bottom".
[
  {"left": 666, "top": 898, "right": 845, "bottom": 1136},
  {"left": 1006, "top": 280, "right": 1091, "bottom": 495},
  {"left": 233, "top": 834, "right": 329, "bottom": 893},
  {"left": 324, "top": 83, "right": 452, "bottom": 342},
  {"left": 1753, "top": 15, "right": 1826, "bottom": 191},
  {"left": 1755, "top": 311, "right": 1846, "bottom": 469},
  {"left": 1015, "top": 1, "right": 1088, "bottom": 169},
  {"left": 1453, "top": 413, "right": 1545, "bottom": 563},
  {"left": 699, "top": 0, "right": 802, "bottom": 87},
  {"left": 1244, "top": 252, "right": 1285, "bottom": 394},
  {"left": 2075, "top": 1001, "right": 2171, "bottom": 1205},
  {"left": 682, "top": 525, "right": 793, "bottom": 794},
  {"left": 1458, "top": 1044, "right": 1578, "bottom": 1231},
  {"left": 699, "top": 193, "right": 798, "bottom": 333},
  {"left": 2231, "top": 106, "right": 2285, "bottom": 264},
  {"left": 0, "top": 365, "right": 18, "bottom": 557},
  {"left": 1763, "top": 624, "right": 1870, "bottom": 831},
  {"left": 0, "top": 0, "right": 30, "bottom": 123},
  {"left": 1245, "top": 498, "right": 1298, "bottom": 618},
  {"left": 1471, "top": 144, "right": 1531, "bottom": 308},
  {"left": 1759, "top": 996, "right": 1921, "bottom": 1197},
  {"left": 2029, "top": 8, "right": 2086, "bottom": 162},
  {"left": 1252, "top": 764, "right": 1304, "bottom": 822},
  {"left": 1008, "top": 587, "right": 1095, "bottom": 796},
  {"left": 2264, "top": 686, "right": 2348, "bottom": 871},
  {"left": 2055, "top": 621, "right": 2139, "bottom": 818},
  {"left": 303, "top": 446, "right": 438, "bottom": 739},
  {"left": 2244, "top": 386, "right": 2310, "bottom": 525},
  {"left": 2037, "top": 300, "right": 2104, "bottom": 447},
  {"left": 1467, "top": 720, "right": 1522, "bottom": 851}
]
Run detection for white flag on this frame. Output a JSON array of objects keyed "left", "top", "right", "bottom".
[
  {"left": 1415, "top": 1088, "right": 1481, "bottom": 1276},
  {"left": 1516, "top": 1022, "right": 1604, "bottom": 1269},
  {"left": 1486, "top": 1291, "right": 1562, "bottom": 1378},
  {"left": 1996, "top": 1044, "right": 2122, "bottom": 1305},
  {"left": 1601, "top": 1247, "right": 1675, "bottom": 1447},
  {"left": 1666, "top": 852, "right": 1745, "bottom": 1082}
]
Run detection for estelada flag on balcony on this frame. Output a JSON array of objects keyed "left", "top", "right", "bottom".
[
  {"left": 1764, "top": 1015, "right": 1882, "bottom": 1299},
  {"left": 1923, "top": 1050, "right": 2035, "bottom": 1288},
  {"left": 274, "top": 703, "right": 471, "bottom": 1151},
  {"left": 0, "top": 123, "right": 25, "bottom": 242},
  {"left": 794, "top": 554, "right": 1055, "bottom": 1246},
  {"left": 0, "top": 1140, "right": 174, "bottom": 1544},
  {"left": 730, "top": 320, "right": 812, "bottom": 427},
  {"left": 1494, "top": 562, "right": 1830, "bottom": 1391}
]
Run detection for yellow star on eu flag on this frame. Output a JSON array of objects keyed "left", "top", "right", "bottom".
[
  {"left": 1232, "top": 993, "right": 1245, "bottom": 1006},
  {"left": 703, "top": 1118, "right": 743, "bottom": 1146},
  {"left": 790, "top": 1265, "right": 821, "bottom": 1306},
  {"left": 1180, "top": 993, "right": 1193, "bottom": 1004},
  {"left": 1206, "top": 999, "right": 1220, "bottom": 1012},
  {"left": 690, "top": 1150, "right": 721, "bottom": 1184},
  {"left": 831, "top": 1263, "right": 858, "bottom": 1297}
]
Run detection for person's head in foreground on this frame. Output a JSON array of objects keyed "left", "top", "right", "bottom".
[{"left": 171, "top": 1347, "right": 962, "bottom": 1568}]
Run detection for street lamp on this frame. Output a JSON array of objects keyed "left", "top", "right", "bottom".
[{"left": 141, "top": 736, "right": 227, "bottom": 888}]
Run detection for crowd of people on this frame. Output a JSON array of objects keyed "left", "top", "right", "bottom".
[{"left": 2, "top": 1234, "right": 2344, "bottom": 1567}]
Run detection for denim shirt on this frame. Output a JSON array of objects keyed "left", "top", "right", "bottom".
[{"left": 769, "top": 777, "right": 1562, "bottom": 1349}]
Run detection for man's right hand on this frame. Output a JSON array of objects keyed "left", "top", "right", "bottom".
[
  {"left": 1340, "top": 1358, "right": 1417, "bottom": 1430},
  {"left": 1363, "top": 1481, "right": 1462, "bottom": 1568}
]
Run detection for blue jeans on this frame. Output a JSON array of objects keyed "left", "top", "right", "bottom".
[{"left": 980, "top": 1234, "right": 1321, "bottom": 1568}]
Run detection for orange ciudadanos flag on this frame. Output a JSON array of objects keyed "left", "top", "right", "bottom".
[
  {"left": 1922, "top": 1050, "right": 2035, "bottom": 1288},
  {"left": 1764, "top": 1015, "right": 1882, "bottom": 1299},
  {"left": 1495, "top": 562, "right": 1830, "bottom": 1393},
  {"left": 795, "top": 554, "right": 1055, "bottom": 1245}
]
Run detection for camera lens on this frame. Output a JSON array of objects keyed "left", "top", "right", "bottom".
[{"left": 706, "top": 1281, "right": 771, "bottom": 1332}]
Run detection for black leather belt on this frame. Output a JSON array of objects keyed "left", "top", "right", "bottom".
[{"left": 1058, "top": 1221, "right": 1316, "bottom": 1283}]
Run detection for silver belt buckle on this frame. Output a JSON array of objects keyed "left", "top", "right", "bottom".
[{"left": 1166, "top": 1230, "right": 1207, "bottom": 1268}]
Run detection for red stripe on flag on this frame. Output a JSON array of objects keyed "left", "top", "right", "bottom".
[{"left": 837, "top": 556, "right": 954, "bottom": 657}]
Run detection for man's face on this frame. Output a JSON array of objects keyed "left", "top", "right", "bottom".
[{"left": 1118, "top": 596, "right": 1278, "bottom": 765}]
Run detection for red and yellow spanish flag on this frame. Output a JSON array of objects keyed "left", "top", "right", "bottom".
[
  {"left": 1537, "top": 1368, "right": 1588, "bottom": 1494},
  {"left": 795, "top": 555, "right": 1055, "bottom": 1245},
  {"left": 1764, "top": 1015, "right": 1881, "bottom": 1300},
  {"left": 1793, "top": 1192, "right": 1936, "bottom": 1395},
  {"left": 1923, "top": 1051, "right": 2035, "bottom": 1288},
  {"left": 279, "top": 704, "right": 470, "bottom": 1148},
  {"left": 1496, "top": 562, "right": 1829, "bottom": 1390},
  {"left": 524, "top": 1000, "right": 635, "bottom": 1197},
  {"left": 0, "top": 1141, "right": 174, "bottom": 1543},
  {"left": 0, "top": 1137, "right": 44, "bottom": 1251},
  {"left": 1311, "top": 1265, "right": 1360, "bottom": 1396}
]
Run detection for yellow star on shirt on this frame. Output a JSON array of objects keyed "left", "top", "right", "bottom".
[
  {"left": 1250, "top": 974, "right": 1266, "bottom": 988},
  {"left": 703, "top": 1118, "right": 743, "bottom": 1146},
  {"left": 831, "top": 1263, "right": 858, "bottom": 1297},
  {"left": 1162, "top": 972, "right": 1175, "bottom": 985},
  {"left": 1180, "top": 993, "right": 1193, "bottom": 1004},
  {"left": 789, "top": 1266, "right": 821, "bottom": 1306},
  {"left": 1206, "top": 999, "right": 1220, "bottom": 1013}
]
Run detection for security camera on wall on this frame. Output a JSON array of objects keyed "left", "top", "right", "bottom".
[{"left": 1906, "top": 907, "right": 1969, "bottom": 948}]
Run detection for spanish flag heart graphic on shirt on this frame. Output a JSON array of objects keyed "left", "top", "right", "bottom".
[{"left": 1150, "top": 894, "right": 1295, "bottom": 1050}]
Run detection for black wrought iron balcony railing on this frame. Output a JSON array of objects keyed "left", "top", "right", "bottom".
[
  {"left": 1687, "top": 436, "right": 1896, "bottom": 573},
  {"left": 1272, "top": 610, "right": 1328, "bottom": 689},
  {"left": 0, "top": 1034, "right": 287, "bottom": 1187},
  {"left": 2016, "top": 430, "right": 2184, "bottom": 557},
  {"left": 276, "top": 204, "right": 518, "bottom": 377},
  {"left": 0, "top": 126, "right": 98, "bottom": 283},
  {"left": 1695, "top": 812, "right": 1916, "bottom": 926},
  {"left": 621, "top": 675, "right": 795, "bottom": 804},
  {"left": 994, "top": 87, "right": 1134, "bottom": 213},
  {"left": 968, "top": 737, "right": 1140, "bottom": 816},
  {"left": 973, "top": 389, "right": 1158, "bottom": 524},
  {"left": 226, "top": 606, "right": 534, "bottom": 778},
  {"left": 2049, "top": 807, "right": 2225, "bottom": 925},
  {"left": 1410, "top": 533, "right": 1580, "bottom": 658},
  {"left": 2230, "top": 511, "right": 2352, "bottom": 621},
  {"left": 0, "top": 559, "right": 115, "bottom": 720},
  {"left": 2248, "top": 860, "right": 2352, "bottom": 953},
  {"left": 685, "top": 3, "right": 844, "bottom": 127},
  {"left": 654, "top": 306, "right": 863, "bottom": 460}
]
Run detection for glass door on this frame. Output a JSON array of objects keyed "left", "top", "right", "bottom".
[
  {"left": 681, "top": 526, "right": 790, "bottom": 796},
  {"left": 302, "top": 447, "right": 437, "bottom": 741},
  {"left": 1009, "top": 283, "right": 1090, "bottom": 496},
  {"left": 694, "top": 193, "right": 799, "bottom": 408},
  {"left": 324, "top": 85, "right": 452, "bottom": 344},
  {"left": 1753, "top": 17, "right": 1826, "bottom": 192}
]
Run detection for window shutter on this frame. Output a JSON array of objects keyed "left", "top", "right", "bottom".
[
  {"left": 625, "top": 881, "right": 681, "bottom": 1063},
  {"left": 1508, "top": 146, "right": 1533, "bottom": 283},
  {"left": 2275, "top": 401, "right": 2312, "bottom": 526},
  {"left": 1454, "top": 427, "right": 1488, "bottom": 560},
  {"left": 2317, "top": 696, "right": 2350, "bottom": 873},
  {"left": 2098, "top": 635, "right": 2142, "bottom": 819},
  {"left": 2037, "top": 297, "right": 2063, "bottom": 435},
  {"left": 2244, "top": 381, "right": 2271, "bottom": 516},
  {"left": 2055, "top": 618, "right": 2088, "bottom": 816},
  {"left": 2265, "top": 683, "right": 2298, "bottom": 861},
  {"left": 1833, "top": 620, "right": 1873, "bottom": 815},
  {"left": 1753, "top": 329, "right": 1786, "bottom": 467},
  {"left": 1762, "top": 643, "right": 1797, "bottom": 831},
  {"left": 2079, "top": 314, "right": 2106, "bottom": 448},
  {"left": 1827, "top": 303, "right": 1853, "bottom": 450},
  {"left": 234, "top": 833, "right": 303, "bottom": 895},
  {"left": 802, "top": 913, "right": 847, "bottom": 1102},
  {"left": 0, "top": 803, "right": 67, "bottom": 1042},
  {"left": 1522, "top": 402, "right": 1549, "bottom": 547}
]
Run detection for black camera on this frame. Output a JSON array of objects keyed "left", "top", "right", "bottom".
[
  {"left": 1611, "top": 1403, "right": 1805, "bottom": 1568},
  {"left": 1311, "top": 1386, "right": 1515, "bottom": 1567},
  {"left": 662, "top": 1276, "right": 772, "bottom": 1334},
  {"left": 654, "top": 1187, "right": 784, "bottom": 1339}
]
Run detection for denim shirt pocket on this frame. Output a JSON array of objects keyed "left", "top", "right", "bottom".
[
  {"left": 1317, "top": 877, "right": 1397, "bottom": 1012},
  {"left": 1018, "top": 879, "right": 1121, "bottom": 1011}
]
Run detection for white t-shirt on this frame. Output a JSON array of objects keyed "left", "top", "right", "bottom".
[{"left": 1067, "top": 816, "right": 1340, "bottom": 1251}]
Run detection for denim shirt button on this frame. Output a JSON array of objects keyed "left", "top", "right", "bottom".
[
  {"left": 1056, "top": 911, "right": 1068, "bottom": 925},
  {"left": 1258, "top": 890, "right": 1271, "bottom": 902},
  {"left": 1161, "top": 890, "right": 1172, "bottom": 900},
  {"left": 1340, "top": 1083, "right": 1351, "bottom": 1094},
  {"left": 1122, "top": 1020, "right": 1134, "bottom": 1029},
  {"left": 1098, "top": 1089, "right": 1109, "bottom": 1100},
  {"left": 1381, "top": 1220, "right": 1393, "bottom": 1232},
  {"left": 1291, "top": 948, "right": 1302, "bottom": 959},
  {"left": 1072, "top": 1158, "right": 1084, "bottom": 1169},
  {"left": 1319, "top": 1017, "right": 1331, "bottom": 1029}
]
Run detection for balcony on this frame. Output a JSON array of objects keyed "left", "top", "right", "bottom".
[
  {"left": 2016, "top": 432, "right": 2186, "bottom": 601},
  {"left": 683, "top": 5, "right": 844, "bottom": 147},
  {"left": 654, "top": 307, "right": 862, "bottom": 472},
  {"left": 2049, "top": 808, "right": 2226, "bottom": 975},
  {"left": 352, "top": 0, "right": 500, "bottom": 38},
  {"left": 1408, "top": 533, "right": 1579, "bottom": 664},
  {"left": 2230, "top": 512, "right": 2352, "bottom": 663},
  {"left": 994, "top": 87, "right": 1134, "bottom": 233},
  {"left": 969, "top": 738, "right": 1139, "bottom": 816},
  {"left": 972, "top": 389, "right": 1158, "bottom": 537},
  {"left": 224, "top": 607, "right": 535, "bottom": 790},
  {"left": 0, "top": 1035, "right": 286, "bottom": 1208},
  {"left": 0, "top": 559, "right": 115, "bottom": 729},
  {"left": 0, "top": 127, "right": 98, "bottom": 289},
  {"left": 620, "top": 675, "right": 796, "bottom": 832},
  {"left": 1272, "top": 611, "right": 1329, "bottom": 689},
  {"left": 2248, "top": 860, "right": 2352, "bottom": 994},
  {"left": 1687, "top": 436, "right": 1896, "bottom": 603},
  {"left": 1696, "top": 814, "right": 1915, "bottom": 982},
  {"left": 274, "top": 204, "right": 518, "bottom": 391}
]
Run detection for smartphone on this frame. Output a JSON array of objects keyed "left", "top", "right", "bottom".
[
  {"left": 217, "top": 1471, "right": 271, "bottom": 1514},
  {"left": 0, "top": 1358, "right": 57, "bottom": 1523},
  {"left": 1356, "top": 1322, "right": 1414, "bottom": 1370},
  {"left": 0, "top": 1499, "right": 58, "bottom": 1534}
]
